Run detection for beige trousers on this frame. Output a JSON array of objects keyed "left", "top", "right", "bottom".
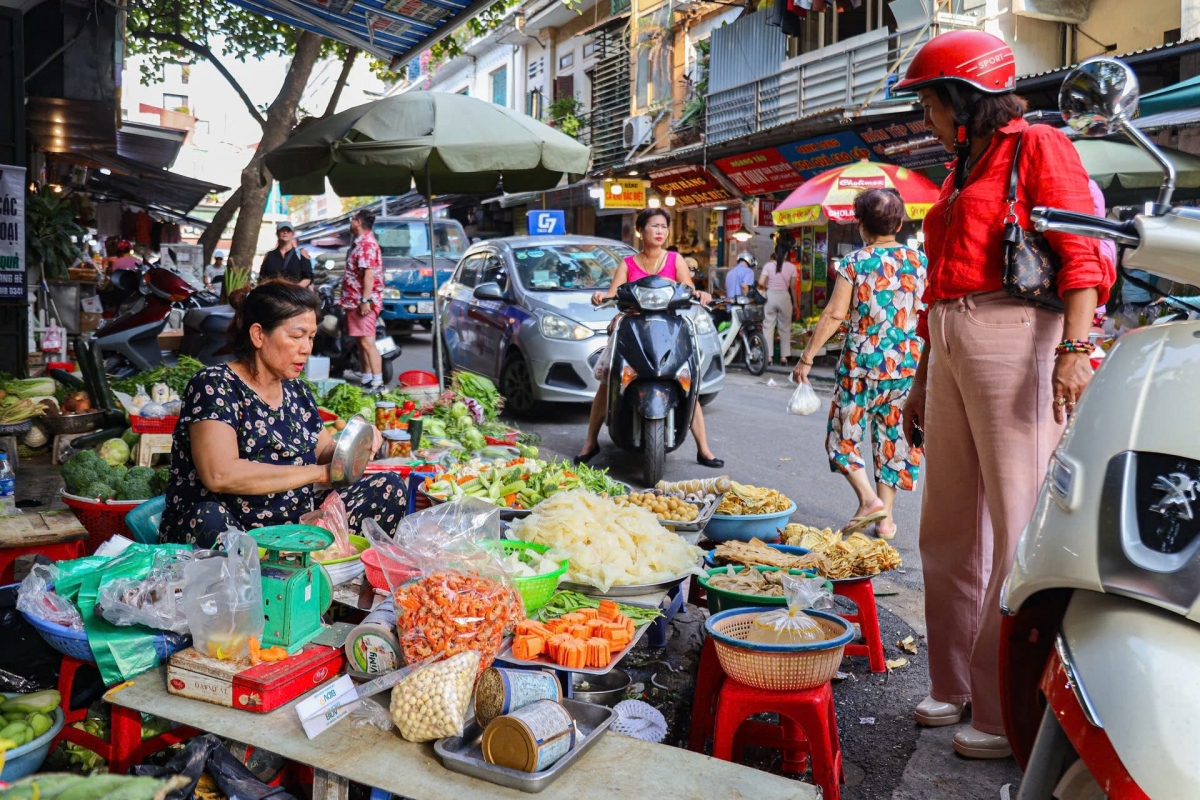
[
  {"left": 763, "top": 289, "right": 793, "bottom": 361},
  {"left": 919, "top": 291, "right": 1064, "bottom": 735}
]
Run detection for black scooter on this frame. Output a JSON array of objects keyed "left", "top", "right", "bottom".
[
  {"left": 313, "top": 279, "right": 401, "bottom": 385},
  {"left": 602, "top": 275, "right": 703, "bottom": 486}
]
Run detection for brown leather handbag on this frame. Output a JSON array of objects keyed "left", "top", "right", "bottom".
[{"left": 1002, "top": 132, "right": 1065, "bottom": 311}]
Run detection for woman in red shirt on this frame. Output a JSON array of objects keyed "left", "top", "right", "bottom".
[{"left": 894, "top": 31, "right": 1113, "bottom": 759}]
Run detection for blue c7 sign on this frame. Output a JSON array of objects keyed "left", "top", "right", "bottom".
[{"left": 528, "top": 209, "right": 565, "bottom": 236}]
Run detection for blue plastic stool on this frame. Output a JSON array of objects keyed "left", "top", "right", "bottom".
[{"left": 124, "top": 495, "right": 166, "bottom": 544}]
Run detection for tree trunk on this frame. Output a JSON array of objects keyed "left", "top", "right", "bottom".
[
  {"left": 324, "top": 48, "right": 358, "bottom": 118},
  {"left": 227, "top": 31, "right": 324, "bottom": 274},
  {"left": 196, "top": 186, "right": 242, "bottom": 265}
]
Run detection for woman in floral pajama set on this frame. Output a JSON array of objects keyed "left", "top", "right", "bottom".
[{"left": 794, "top": 188, "right": 927, "bottom": 540}]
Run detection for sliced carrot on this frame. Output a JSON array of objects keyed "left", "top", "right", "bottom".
[
  {"left": 547, "top": 632, "right": 574, "bottom": 662},
  {"left": 505, "top": 493, "right": 518, "bottom": 507},
  {"left": 513, "top": 634, "right": 545, "bottom": 660},
  {"left": 586, "top": 637, "right": 612, "bottom": 668},
  {"left": 577, "top": 608, "right": 599, "bottom": 621},
  {"left": 597, "top": 600, "right": 620, "bottom": 622},
  {"left": 248, "top": 637, "right": 262, "bottom": 666},
  {"left": 568, "top": 624, "right": 591, "bottom": 640},
  {"left": 559, "top": 612, "right": 587, "bottom": 625},
  {"left": 516, "top": 619, "right": 552, "bottom": 638}
]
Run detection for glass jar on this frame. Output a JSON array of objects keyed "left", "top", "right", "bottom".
[
  {"left": 374, "top": 402, "right": 397, "bottom": 430},
  {"left": 382, "top": 430, "right": 412, "bottom": 459}
]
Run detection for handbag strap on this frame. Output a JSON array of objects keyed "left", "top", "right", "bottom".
[{"left": 1005, "top": 131, "right": 1026, "bottom": 224}]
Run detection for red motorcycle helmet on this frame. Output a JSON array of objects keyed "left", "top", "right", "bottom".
[
  {"left": 115, "top": 239, "right": 133, "bottom": 254},
  {"left": 894, "top": 30, "right": 1016, "bottom": 95}
]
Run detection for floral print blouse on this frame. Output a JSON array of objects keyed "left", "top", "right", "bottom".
[
  {"left": 158, "top": 365, "right": 323, "bottom": 544},
  {"left": 835, "top": 245, "right": 927, "bottom": 382}
]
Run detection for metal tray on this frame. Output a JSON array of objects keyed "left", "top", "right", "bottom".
[
  {"left": 435, "top": 698, "right": 616, "bottom": 793},
  {"left": 558, "top": 569, "right": 693, "bottom": 598},
  {"left": 495, "top": 619, "right": 652, "bottom": 676},
  {"left": 655, "top": 498, "right": 721, "bottom": 533}
]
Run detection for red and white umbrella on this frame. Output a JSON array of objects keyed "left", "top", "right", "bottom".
[{"left": 772, "top": 161, "right": 941, "bottom": 227}]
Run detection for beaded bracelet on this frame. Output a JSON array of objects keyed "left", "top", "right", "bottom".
[{"left": 1055, "top": 338, "right": 1092, "bottom": 356}]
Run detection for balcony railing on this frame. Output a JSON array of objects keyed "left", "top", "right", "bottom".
[{"left": 706, "top": 23, "right": 933, "bottom": 144}]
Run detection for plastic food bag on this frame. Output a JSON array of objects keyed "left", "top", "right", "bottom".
[
  {"left": 349, "top": 697, "right": 395, "bottom": 732},
  {"left": 97, "top": 550, "right": 194, "bottom": 634},
  {"left": 16, "top": 564, "right": 84, "bottom": 630},
  {"left": 388, "top": 650, "right": 480, "bottom": 742},
  {"left": 787, "top": 377, "right": 822, "bottom": 416},
  {"left": 747, "top": 573, "right": 833, "bottom": 645},
  {"left": 302, "top": 492, "right": 356, "bottom": 562},
  {"left": 182, "top": 530, "right": 264, "bottom": 660}
]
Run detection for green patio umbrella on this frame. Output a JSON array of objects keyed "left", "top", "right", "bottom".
[
  {"left": 264, "top": 91, "right": 592, "bottom": 387},
  {"left": 1073, "top": 138, "right": 1200, "bottom": 204}
]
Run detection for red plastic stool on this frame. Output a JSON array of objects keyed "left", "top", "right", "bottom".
[
  {"left": 688, "top": 638, "right": 809, "bottom": 774},
  {"left": 0, "top": 539, "right": 87, "bottom": 584},
  {"left": 834, "top": 576, "right": 886, "bottom": 673},
  {"left": 52, "top": 655, "right": 199, "bottom": 774},
  {"left": 712, "top": 678, "right": 845, "bottom": 800}
]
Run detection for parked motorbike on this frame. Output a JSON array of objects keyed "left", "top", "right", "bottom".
[
  {"left": 179, "top": 305, "right": 235, "bottom": 366},
  {"left": 1000, "top": 57, "right": 1200, "bottom": 799},
  {"left": 711, "top": 290, "right": 768, "bottom": 376},
  {"left": 313, "top": 279, "right": 401, "bottom": 386},
  {"left": 95, "top": 264, "right": 213, "bottom": 375},
  {"left": 599, "top": 275, "right": 703, "bottom": 486}
]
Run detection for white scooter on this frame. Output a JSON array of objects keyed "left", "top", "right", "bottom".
[
  {"left": 711, "top": 289, "right": 769, "bottom": 376},
  {"left": 1000, "top": 57, "right": 1200, "bottom": 800}
]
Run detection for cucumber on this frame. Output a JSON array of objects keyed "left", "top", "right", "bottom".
[
  {"left": 55, "top": 775, "right": 133, "bottom": 800},
  {"left": 497, "top": 480, "right": 526, "bottom": 496},
  {"left": 0, "top": 721, "right": 30, "bottom": 744},
  {"left": 1, "top": 773, "right": 87, "bottom": 800},
  {"left": 1, "top": 689, "right": 60, "bottom": 714},
  {"left": 27, "top": 711, "right": 53, "bottom": 738}
]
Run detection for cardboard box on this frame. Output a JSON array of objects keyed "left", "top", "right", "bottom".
[
  {"left": 78, "top": 312, "right": 102, "bottom": 333},
  {"left": 166, "top": 645, "right": 345, "bottom": 713}
]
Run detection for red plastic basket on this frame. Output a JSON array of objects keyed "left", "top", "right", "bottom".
[
  {"left": 130, "top": 415, "right": 180, "bottom": 434},
  {"left": 46, "top": 361, "right": 75, "bottom": 373},
  {"left": 361, "top": 547, "right": 418, "bottom": 591},
  {"left": 398, "top": 370, "right": 438, "bottom": 387},
  {"left": 60, "top": 491, "right": 147, "bottom": 553}
]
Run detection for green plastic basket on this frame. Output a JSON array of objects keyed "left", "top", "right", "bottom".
[
  {"left": 698, "top": 566, "right": 831, "bottom": 614},
  {"left": 486, "top": 540, "right": 568, "bottom": 613}
]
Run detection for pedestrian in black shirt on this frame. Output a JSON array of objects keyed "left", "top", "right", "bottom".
[{"left": 258, "top": 221, "right": 314, "bottom": 287}]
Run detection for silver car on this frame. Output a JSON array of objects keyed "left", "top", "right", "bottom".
[{"left": 436, "top": 235, "right": 725, "bottom": 415}]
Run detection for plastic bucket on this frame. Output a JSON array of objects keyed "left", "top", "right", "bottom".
[{"left": 398, "top": 370, "right": 438, "bottom": 387}]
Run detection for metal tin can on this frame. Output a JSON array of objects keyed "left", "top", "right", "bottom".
[
  {"left": 374, "top": 402, "right": 397, "bottom": 430},
  {"left": 474, "top": 667, "right": 562, "bottom": 729},
  {"left": 481, "top": 700, "right": 577, "bottom": 773}
]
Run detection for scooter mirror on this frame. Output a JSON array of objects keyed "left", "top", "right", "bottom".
[{"left": 1058, "top": 57, "right": 1139, "bottom": 138}]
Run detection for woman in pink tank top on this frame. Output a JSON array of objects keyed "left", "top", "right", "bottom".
[{"left": 574, "top": 208, "right": 724, "bottom": 468}]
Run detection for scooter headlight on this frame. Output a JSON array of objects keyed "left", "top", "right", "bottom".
[
  {"left": 632, "top": 285, "right": 674, "bottom": 311},
  {"left": 540, "top": 312, "right": 593, "bottom": 341},
  {"left": 620, "top": 364, "right": 638, "bottom": 392},
  {"left": 677, "top": 364, "right": 692, "bottom": 394},
  {"left": 692, "top": 310, "right": 715, "bottom": 335}
]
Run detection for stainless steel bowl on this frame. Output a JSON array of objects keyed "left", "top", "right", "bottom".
[
  {"left": 571, "top": 669, "right": 631, "bottom": 707},
  {"left": 329, "top": 414, "right": 375, "bottom": 486}
]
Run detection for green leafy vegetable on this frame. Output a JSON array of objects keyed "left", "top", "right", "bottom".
[
  {"left": 451, "top": 373, "right": 503, "bottom": 419},
  {"left": 322, "top": 383, "right": 374, "bottom": 420},
  {"left": 109, "top": 356, "right": 206, "bottom": 396},
  {"left": 533, "top": 591, "right": 662, "bottom": 625}
]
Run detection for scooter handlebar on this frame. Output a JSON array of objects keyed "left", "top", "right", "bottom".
[{"left": 1031, "top": 207, "right": 1140, "bottom": 247}]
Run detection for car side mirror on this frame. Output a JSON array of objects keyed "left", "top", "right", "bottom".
[{"left": 474, "top": 282, "right": 504, "bottom": 301}]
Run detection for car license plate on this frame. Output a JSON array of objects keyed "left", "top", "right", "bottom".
[
  {"left": 417, "top": 301, "right": 434, "bottom": 314},
  {"left": 375, "top": 336, "right": 398, "bottom": 356}
]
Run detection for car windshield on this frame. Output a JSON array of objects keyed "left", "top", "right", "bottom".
[
  {"left": 374, "top": 221, "right": 467, "bottom": 260},
  {"left": 512, "top": 243, "right": 633, "bottom": 292}
]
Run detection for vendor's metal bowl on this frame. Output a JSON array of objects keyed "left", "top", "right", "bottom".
[
  {"left": 571, "top": 668, "right": 631, "bottom": 707},
  {"left": 329, "top": 414, "right": 375, "bottom": 486}
]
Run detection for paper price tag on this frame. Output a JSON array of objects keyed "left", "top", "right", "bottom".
[{"left": 296, "top": 674, "right": 357, "bottom": 739}]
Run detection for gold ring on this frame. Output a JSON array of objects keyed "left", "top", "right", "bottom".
[{"left": 1055, "top": 397, "right": 1067, "bottom": 407}]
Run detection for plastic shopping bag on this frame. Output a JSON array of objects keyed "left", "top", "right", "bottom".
[
  {"left": 747, "top": 573, "right": 833, "bottom": 645},
  {"left": 787, "top": 377, "right": 822, "bottom": 416},
  {"left": 301, "top": 491, "right": 356, "bottom": 561},
  {"left": 181, "top": 530, "right": 264, "bottom": 660},
  {"left": 97, "top": 549, "right": 193, "bottom": 634}
]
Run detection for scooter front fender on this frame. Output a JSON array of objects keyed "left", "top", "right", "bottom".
[
  {"left": 1061, "top": 591, "right": 1200, "bottom": 799},
  {"left": 629, "top": 381, "right": 678, "bottom": 420}
]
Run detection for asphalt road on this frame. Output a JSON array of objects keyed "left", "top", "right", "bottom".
[{"left": 390, "top": 333, "right": 1023, "bottom": 799}]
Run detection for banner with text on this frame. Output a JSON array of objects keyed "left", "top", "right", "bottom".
[
  {"left": 648, "top": 166, "right": 734, "bottom": 209},
  {"left": 0, "top": 165, "right": 25, "bottom": 301},
  {"left": 856, "top": 117, "right": 946, "bottom": 170},
  {"left": 713, "top": 149, "right": 805, "bottom": 196},
  {"left": 776, "top": 131, "right": 874, "bottom": 181}
]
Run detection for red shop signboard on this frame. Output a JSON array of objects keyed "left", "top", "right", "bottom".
[
  {"left": 713, "top": 149, "right": 805, "bottom": 196},
  {"left": 649, "top": 165, "right": 735, "bottom": 208}
]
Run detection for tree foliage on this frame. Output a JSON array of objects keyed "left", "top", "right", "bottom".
[{"left": 429, "top": 0, "right": 520, "bottom": 63}]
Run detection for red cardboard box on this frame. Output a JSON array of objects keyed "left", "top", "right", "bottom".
[{"left": 166, "top": 645, "right": 345, "bottom": 712}]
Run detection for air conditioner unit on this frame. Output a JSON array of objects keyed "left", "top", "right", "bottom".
[{"left": 623, "top": 114, "right": 653, "bottom": 150}]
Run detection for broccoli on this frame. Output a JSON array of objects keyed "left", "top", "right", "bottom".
[
  {"left": 116, "top": 479, "right": 154, "bottom": 501},
  {"left": 127, "top": 466, "right": 155, "bottom": 483},
  {"left": 150, "top": 468, "right": 170, "bottom": 496},
  {"left": 81, "top": 482, "right": 116, "bottom": 501},
  {"left": 61, "top": 451, "right": 108, "bottom": 495}
]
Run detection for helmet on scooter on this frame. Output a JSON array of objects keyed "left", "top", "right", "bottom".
[{"left": 735, "top": 251, "right": 757, "bottom": 269}]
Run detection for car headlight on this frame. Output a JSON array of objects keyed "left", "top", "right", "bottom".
[
  {"left": 632, "top": 285, "right": 674, "bottom": 310},
  {"left": 692, "top": 310, "right": 715, "bottom": 335},
  {"left": 382, "top": 288, "right": 401, "bottom": 299},
  {"left": 540, "top": 312, "right": 593, "bottom": 341}
]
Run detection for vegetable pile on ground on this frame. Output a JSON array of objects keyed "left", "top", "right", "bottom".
[
  {"left": 423, "top": 458, "right": 625, "bottom": 510},
  {"left": 507, "top": 489, "right": 703, "bottom": 591},
  {"left": 61, "top": 449, "right": 168, "bottom": 501}
]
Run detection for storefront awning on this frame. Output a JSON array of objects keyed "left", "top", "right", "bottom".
[
  {"left": 224, "top": 0, "right": 502, "bottom": 69},
  {"left": 54, "top": 150, "right": 228, "bottom": 217}
]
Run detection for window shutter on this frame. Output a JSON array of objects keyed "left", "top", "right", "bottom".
[{"left": 553, "top": 75, "right": 575, "bottom": 101}]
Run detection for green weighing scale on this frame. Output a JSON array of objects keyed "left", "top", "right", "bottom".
[{"left": 250, "top": 524, "right": 335, "bottom": 653}]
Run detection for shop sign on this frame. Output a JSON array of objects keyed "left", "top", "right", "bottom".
[
  {"left": 776, "top": 132, "right": 874, "bottom": 181},
  {"left": 600, "top": 179, "right": 647, "bottom": 210},
  {"left": 0, "top": 164, "right": 25, "bottom": 301},
  {"left": 648, "top": 166, "right": 734, "bottom": 209},
  {"left": 724, "top": 210, "right": 742, "bottom": 233},
  {"left": 757, "top": 199, "right": 778, "bottom": 227},
  {"left": 772, "top": 205, "right": 822, "bottom": 227},
  {"left": 527, "top": 209, "right": 566, "bottom": 235},
  {"left": 857, "top": 117, "right": 946, "bottom": 170},
  {"left": 713, "top": 149, "right": 804, "bottom": 196},
  {"left": 906, "top": 203, "right": 933, "bottom": 220}
]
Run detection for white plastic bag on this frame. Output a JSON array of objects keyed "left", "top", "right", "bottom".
[
  {"left": 747, "top": 573, "right": 833, "bottom": 645},
  {"left": 787, "top": 377, "right": 822, "bottom": 416}
]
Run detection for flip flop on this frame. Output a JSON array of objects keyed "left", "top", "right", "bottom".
[
  {"left": 841, "top": 509, "right": 889, "bottom": 536},
  {"left": 875, "top": 520, "right": 897, "bottom": 541}
]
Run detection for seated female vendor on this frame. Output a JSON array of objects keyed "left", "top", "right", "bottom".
[{"left": 158, "top": 280, "right": 406, "bottom": 548}]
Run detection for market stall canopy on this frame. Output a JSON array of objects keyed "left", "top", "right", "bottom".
[
  {"left": 265, "top": 91, "right": 591, "bottom": 197},
  {"left": 1074, "top": 138, "right": 1200, "bottom": 204},
  {"left": 1137, "top": 74, "right": 1200, "bottom": 118},
  {"left": 772, "top": 161, "right": 940, "bottom": 227},
  {"left": 222, "top": 0, "right": 499, "bottom": 68},
  {"left": 59, "top": 150, "right": 228, "bottom": 216}
]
